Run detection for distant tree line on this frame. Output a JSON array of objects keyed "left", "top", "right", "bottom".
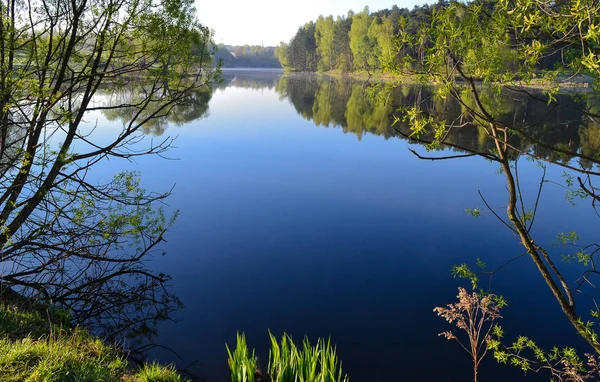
[
  {"left": 214, "top": 44, "right": 282, "bottom": 68},
  {"left": 276, "top": 1, "right": 563, "bottom": 74}
]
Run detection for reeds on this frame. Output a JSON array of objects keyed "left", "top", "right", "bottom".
[
  {"left": 227, "top": 331, "right": 349, "bottom": 382},
  {"left": 227, "top": 332, "right": 258, "bottom": 382}
]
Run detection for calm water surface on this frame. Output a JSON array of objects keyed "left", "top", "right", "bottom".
[{"left": 90, "top": 70, "right": 599, "bottom": 381}]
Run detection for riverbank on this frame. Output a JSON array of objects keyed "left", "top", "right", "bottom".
[
  {"left": 289, "top": 69, "right": 593, "bottom": 91},
  {"left": 321, "top": 69, "right": 408, "bottom": 82},
  {"left": 0, "top": 292, "right": 186, "bottom": 382}
]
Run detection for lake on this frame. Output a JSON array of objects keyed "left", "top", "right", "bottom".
[{"left": 90, "top": 69, "right": 600, "bottom": 381}]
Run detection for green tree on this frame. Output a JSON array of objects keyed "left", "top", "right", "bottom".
[
  {"left": 275, "top": 42, "right": 290, "bottom": 69},
  {"left": 349, "top": 7, "right": 378, "bottom": 75},
  {"left": 315, "top": 15, "right": 336, "bottom": 71},
  {"left": 368, "top": 15, "right": 395, "bottom": 72},
  {"left": 287, "top": 22, "right": 318, "bottom": 72},
  {"left": 0, "top": 0, "right": 218, "bottom": 340},
  {"left": 334, "top": 14, "right": 354, "bottom": 72}
]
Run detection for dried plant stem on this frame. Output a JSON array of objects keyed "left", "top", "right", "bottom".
[{"left": 435, "top": 288, "right": 502, "bottom": 382}]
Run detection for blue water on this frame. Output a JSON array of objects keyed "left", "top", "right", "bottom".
[{"left": 87, "top": 71, "right": 599, "bottom": 381}]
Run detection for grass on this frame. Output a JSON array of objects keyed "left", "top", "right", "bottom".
[
  {"left": 0, "top": 303, "right": 186, "bottom": 382},
  {"left": 226, "top": 332, "right": 258, "bottom": 382},
  {"left": 130, "top": 363, "right": 187, "bottom": 382},
  {"left": 227, "top": 332, "right": 348, "bottom": 382}
]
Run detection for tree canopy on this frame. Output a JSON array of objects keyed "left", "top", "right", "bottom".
[{"left": 276, "top": 4, "right": 431, "bottom": 73}]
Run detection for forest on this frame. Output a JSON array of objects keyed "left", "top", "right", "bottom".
[{"left": 276, "top": 2, "right": 565, "bottom": 75}]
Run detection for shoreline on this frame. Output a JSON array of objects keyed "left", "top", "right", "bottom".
[
  {"left": 280, "top": 69, "right": 594, "bottom": 92},
  {"left": 0, "top": 286, "right": 186, "bottom": 381}
]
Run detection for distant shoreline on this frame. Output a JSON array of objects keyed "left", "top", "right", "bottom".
[
  {"left": 220, "top": 67, "right": 284, "bottom": 71},
  {"left": 216, "top": 68, "right": 593, "bottom": 92}
]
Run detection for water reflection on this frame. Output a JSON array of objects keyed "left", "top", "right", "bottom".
[
  {"left": 103, "top": 71, "right": 600, "bottom": 167},
  {"left": 101, "top": 85, "right": 214, "bottom": 136},
  {"left": 220, "top": 69, "right": 283, "bottom": 90},
  {"left": 94, "top": 71, "right": 600, "bottom": 381},
  {"left": 274, "top": 74, "right": 600, "bottom": 169}
]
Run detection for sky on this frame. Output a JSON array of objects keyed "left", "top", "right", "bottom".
[{"left": 194, "top": 0, "right": 433, "bottom": 47}]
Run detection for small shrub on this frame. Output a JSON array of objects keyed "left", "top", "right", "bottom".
[
  {"left": 434, "top": 287, "right": 503, "bottom": 382},
  {"left": 132, "top": 362, "right": 185, "bottom": 382}
]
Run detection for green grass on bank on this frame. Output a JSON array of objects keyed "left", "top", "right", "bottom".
[{"left": 0, "top": 304, "right": 186, "bottom": 382}]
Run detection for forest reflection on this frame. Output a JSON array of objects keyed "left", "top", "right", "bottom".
[
  {"left": 219, "top": 69, "right": 282, "bottom": 90},
  {"left": 275, "top": 74, "right": 600, "bottom": 169},
  {"left": 101, "top": 85, "right": 213, "bottom": 136},
  {"left": 102, "top": 72, "right": 600, "bottom": 171}
]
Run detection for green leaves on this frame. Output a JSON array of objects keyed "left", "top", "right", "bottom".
[
  {"left": 487, "top": 326, "right": 597, "bottom": 378},
  {"left": 451, "top": 263, "right": 479, "bottom": 290},
  {"left": 498, "top": 0, "right": 600, "bottom": 78},
  {"left": 465, "top": 208, "right": 481, "bottom": 217},
  {"left": 556, "top": 231, "right": 579, "bottom": 246},
  {"left": 398, "top": 106, "right": 448, "bottom": 151},
  {"left": 560, "top": 172, "right": 589, "bottom": 206}
]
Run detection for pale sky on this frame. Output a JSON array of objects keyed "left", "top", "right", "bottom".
[{"left": 194, "top": 0, "right": 433, "bottom": 47}]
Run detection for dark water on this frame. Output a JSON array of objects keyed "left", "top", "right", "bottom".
[{"left": 90, "top": 70, "right": 600, "bottom": 381}]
